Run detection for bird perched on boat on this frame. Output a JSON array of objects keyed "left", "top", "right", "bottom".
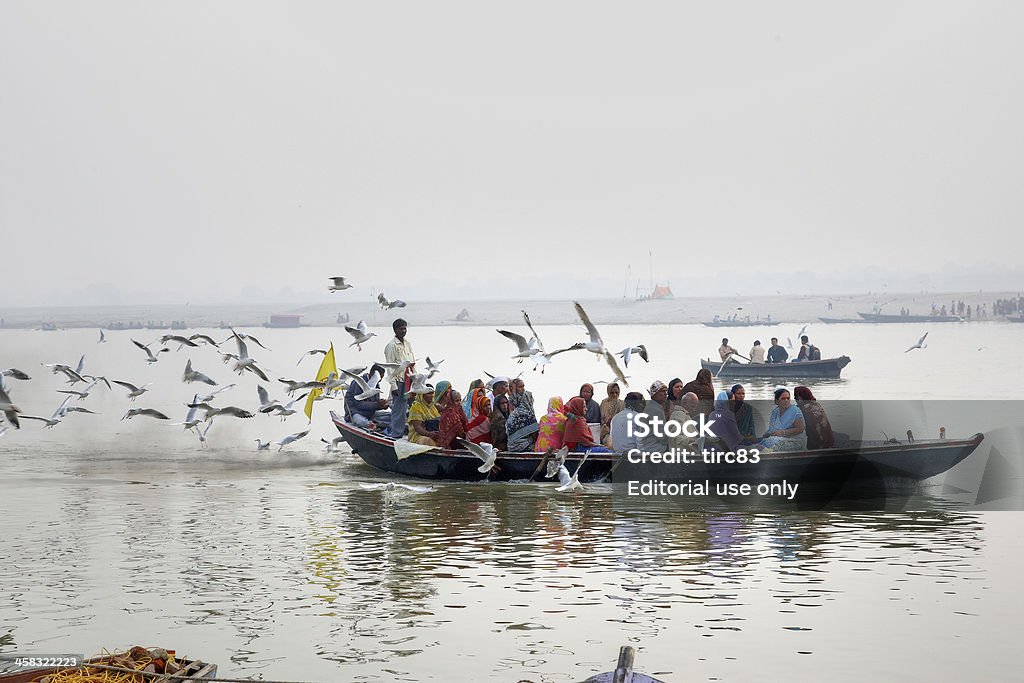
[
  {"left": 906, "top": 332, "right": 929, "bottom": 353},
  {"left": 113, "top": 380, "right": 153, "bottom": 401},
  {"left": 616, "top": 344, "right": 649, "bottom": 368},
  {"left": 98, "top": 330, "right": 107, "bottom": 344},
  {"left": 345, "top": 320, "right": 376, "bottom": 350},
  {"left": 328, "top": 276, "right": 353, "bottom": 292},
  {"left": 555, "top": 452, "right": 589, "bottom": 493},
  {"left": 255, "top": 439, "right": 271, "bottom": 450},
  {"left": 121, "top": 408, "right": 170, "bottom": 421},
  {"left": 425, "top": 357, "right": 444, "bottom": 379},
  {"left": 230, "top": 332, "right": 269, "bottom": 381},
  {"left": 457, "top": 438, "right": 498, "bottom": 474},
  {"left": 377, "top": 293, "right": 407, "bottom": 310},
  {"left": 160, "top": 334, "right": 200, "bottom": 350},
  {"left": 359, "top": 482, "right": 433, "bottom": 493},
  {"left": 131, "top": 339, "right": 169, "bottom": 364},
  {"left": 182, "top": 359, "right": 217, "bottom": 386},
  {"left": 0, "top": 384, "right": 21, "bottom": 429},
  {"left": 276, "top": 428, "right": 310, "bottom": 452},
  {"left": 296, "top": 348, "right": 328, "bottom": 366},
  {"left": 573, "top": 301, "right": 607, "bottom": 357},
  {"left": 257, "top": 385, "right": 282, "bottom": 414},
  {"left": 2, "top": 368, "right": 32, "bottom": 381}
]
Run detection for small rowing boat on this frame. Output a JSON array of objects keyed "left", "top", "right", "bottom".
[
  {"left": 700, "top": 356, "right": 852, "bottom": 379},
  {"left": 858, "top": 312, "right": 962, "bottom": 323},
  {"left": 332, "top": 412, "right": 618, "bottom": 482},
  {"left": 702, "top": 320, "right": 779, "bottom": 327}
]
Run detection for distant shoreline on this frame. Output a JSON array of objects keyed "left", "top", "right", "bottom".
[{"left": 0, "top": 290, "right": 1018, "bottom": 330}]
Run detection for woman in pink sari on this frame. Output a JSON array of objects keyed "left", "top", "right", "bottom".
[
  {"left": 534, "top": 396, "right": 568, "bottom": 452},
  {"left": 465, "top": 388, "right": 492, "bottom": 445}
]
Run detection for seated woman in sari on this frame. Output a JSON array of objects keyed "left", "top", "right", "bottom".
[
  {"left": 406, "top": 383, "right": 441, "bottom": 446},
  {"left": 489, "top": 394, "right": 510, "bottom": 450},
  {"left": 578, "top": 383, "right": 602, "bottom": 423},
  {"left": 506, "top": 391, "right": 539, "bottom": 452},
  {"left": 681, "top": 369, "right": 716, "bottom": 417},
  {"left": 794, "top": 386, "right": 834, "bottom": 449},
  {"left": 707, "top": 391, "right": 742, "bottom": 452},
  {"left": 465, "top": 388, "right": 492, "bottom": 445},
  {"left": 599, "top": 382, "right": 624, "bottom": 448},
  {"left": 462, "top": 379, "right": 484, "bottom": 418},
  {"left": 535, "top": 396, "right": 568, "bottom": 452},
  {"left": 730, "top": 384, "right": 758, "bottom": 443},
  {"left": 757, "top": 388, "right": 807, "bottom": 452},
  {"left": 562, "top": 397, "right": 612, "bottom": 452},
  {"left": 435, "top": 381, "right": 469, "bottom": 449}
]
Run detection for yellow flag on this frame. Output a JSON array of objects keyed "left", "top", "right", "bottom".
[{"left": 304, "top": 343, "right": 337, "bottom": 421}]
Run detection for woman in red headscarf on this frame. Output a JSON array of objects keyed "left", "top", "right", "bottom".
[
  {"left": 465, "top": 387, "right": 492, "bottom": 445},
  {"left": 562, "top": 397, "right": 600, "bottom": 452}
]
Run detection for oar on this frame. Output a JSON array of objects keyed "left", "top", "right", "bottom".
[
  {"left": 715, "top": 355, "right": 733, "bottom": 378},
  {"left": 528, "top": 450, "right": 553, "bottom": 481}
]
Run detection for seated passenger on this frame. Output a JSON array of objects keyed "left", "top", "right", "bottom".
[
  {"left": 489, "top": 394, "right": 510, "bottom": 450},
  {"left": 344, "top": 363, "right": 389, "bottom": 429},
  {"left": 535, "top": 396, "right": 568, "bottom": 452},
  {"left": 406, "top": 383, "right": 441, "bottom": 446},
  {"left": 749, "top": 340, "right": 766, "bottom": 364},
  {"left": 562, "top": 397, "right": 608, "bottom": 452},
  {"left": 666, "top": 392, "right": 700, "bottom": 451},
  {"left": 465, "top": 387, "right": 492, "bottom": 445},
  {"left": 506, "top": 391, "right": 539, "bottom": 452},
  {"left": 610, "top": 391, "right": 646, "bottom": 453},
  {"left": 462, "top": 378, "right": 484, "bottom": 418},
  {"left": 599, "top": 382, "right": 625, "bottom": 448},
  {"left": 729, "top": 384, "right": 758, "bottom": 442},
  {"left": 637, "top": 381, "right": 670, "bottom": 453},
  {"left": 681, "top": 369, "right": 716, "bottom": 416},
  {"left": 767, "top": 337, "right": 788, "bottom": 364},
  {"left": 757, "top": 388, "right": 807, "bottom": 452},
  {"left": 794, "top": 386, "right": 834, "bottom": 449},
  {"left": 707, "top": 390, "right": 742, "bottom": 452},
  {"left": 435, "top": 381, "right": 469, "bottom": 449},
  {"left": 578, "top": 383, "right": 602, "bottom": 423}
]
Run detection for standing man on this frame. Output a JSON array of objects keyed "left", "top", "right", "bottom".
[
  {"left": 767, "top": 337, "right": 788, "bottom": 364},
  {"left": 384, "top": 318, "right": 415, "bottom": 438},
  {"left": 718, "top": 338, "right": 738, "bottom": 362}
]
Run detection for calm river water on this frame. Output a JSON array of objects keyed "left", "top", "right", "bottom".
[{"left": 1, "top": 321, "right": 1022, "bottom": 680}]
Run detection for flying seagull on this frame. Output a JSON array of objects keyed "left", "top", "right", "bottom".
[
  {"left": 132, "top": 339, "right": 169, "bottom": 364},
  {"left": 905, "top": 332, "right": 929, "bottom": 353},
  {"left": 255, "top": 439, "right": 271, "bottom": 450},
  {"left": 556, "top": 452, "right": 590, "bottom": 492},
  {"left": 198, "top": 383, "right": 236, "bottom": 403},
  {"left": 496, "top": 329, "right": 542, "bottom": 362},
  {"left": 573, "top": 301, "right": 606, "bottom": 357},
  {"left": 425, "top": 357, "right": 444, "bottom": 379},
  {"left": 358, "top": 482, "right": 433, "bottom": 493},
  {"left": 276, "top": 428, "right": 311, "bottom": 452},
  {"left": 345, "top": 320, "right": 376, "bottom": 350},
  {"left": 113, "top": 380, "right": 152, "bottom": 400},
  {"left": 121, "top": 408, "right": 170, "bottom": 421},
  {"left": 98, "top": 330, "right": 107, "bottom": 344},
  {"left": 377, "top": 293, "right": 407, "bottom": 310},
  {"left": 328, "top": 276, "right": 353, "bottom": 292},
  {"left": 457, "top": 438, "right": 498, "bottom": 474},
  {"left": 257, "top": 385, "right": 282, "bottom": 414},
  {"left": 340, "top": 368, "right": 382, "bottom": 400},
  {"left": 230, "top": 332, "right": 269, "bottom": 381},
  {"left": 188, "top": 334, "right": 221, "bottom": 347},
  {"left": 182, "top": 359, "right": 217, "bottom": 386},
  {"left": 297, "top": 348, "right": 328, "bottom": 366},
  {"left": 20, "top": 396, "right": 78, "bottom": 428},
  {"left": 2, "top": 368, "right": 32, "bottom": 381},
  {"left": 272, "top": 393, "right": 309, "bottom": 420},
  {"left": 0, "top": 384, "right": 21, "bottom": 429},
  {"left": 617, "top": 344, "right": 649, "bottom": 368}
]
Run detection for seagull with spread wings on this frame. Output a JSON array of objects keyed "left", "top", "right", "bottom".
[
  {"left": 906, "top": 332, "right": 929, "bottom": 353},
  {"left": 230, "top": 331, "right": 269, "bottom": 381},
  {"left": 113, "top": 380, "right": 152, "bottom": 400},
  {"left": 345, "top": 320, "right": 376, "bottom": 350},
  {"left": 182, "top": 359, "right": 218, "bottom": 386},
  {"left": 131, "top": 339, "right": 169, "bottom": 364},
  {"left": 328, "top": 276, "right": 353, "bottom": 292}
]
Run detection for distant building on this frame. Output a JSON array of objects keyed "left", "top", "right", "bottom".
[{"left": 267, "top": 313, "right": 301, "bottom": 328}]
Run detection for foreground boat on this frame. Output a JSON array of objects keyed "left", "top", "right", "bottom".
[
  {"left": 332, "top": 412, "right": 617, "bottom": 482},
  {"left": 612, "top": 433, "right": 985, "bottom": 488},
  {"left": 858, "top": 312, "right": 962, "bottom": 323},
  {"left": 700, "top": 356, "right": 851, "bottom": 379}
]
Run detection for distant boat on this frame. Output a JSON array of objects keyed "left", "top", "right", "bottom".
[
  {"left": 1006, "top": 315, "right": 1024, "bottom": 323},
  {"left": 702, "top": 320, "right": 779, "bottom": 328},
  {"left": 701, "top": 356, "right": 852, "bottom": 379},
  {"left": 858, "top": 312, "right": 962, "bottom": 323},
  {"left": 819, "top": 317, "right": 861, "bottom": 324},
  {"left": 40, "top": 322, "right": 57, "bottom": 331}
]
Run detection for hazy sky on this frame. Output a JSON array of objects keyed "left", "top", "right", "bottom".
[{"left": 2, "top": 2, "right": 1022, "bottom": 306}]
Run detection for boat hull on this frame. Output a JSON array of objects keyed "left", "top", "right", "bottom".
[
  {"left": 700, "top": 356, "right": 851, "bottom": 379},
  {"left": 858, "top": 312, "right": 962, "bottom": 323},
  {"left": 702, "top": 320, "right": 779, "bottom": 327},
  {"left": 332, "top": 412, "right": 618, "bottom": 482}
]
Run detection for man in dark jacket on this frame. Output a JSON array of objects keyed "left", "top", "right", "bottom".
[
  {"left": 345, "top": 363, "right": 390, "bottom": 430},
  {"left": 767, "top": 337, "right": 789, "bottom": 364}
]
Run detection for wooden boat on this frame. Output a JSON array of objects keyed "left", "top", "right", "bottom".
[
  {"left": 613, "top": 433, "right": 985, "bottom": 488},
  {"left": 819, "top": 317, "right": 860, "bottom": 324},
  {"left": 332, "top": 412, "right": 618, "bottom": 482},
  {"left": 700, "top": 356, "right": 852, "bottom": 379},
  {"left": 702, "top": 320, "right": 779, "bottom": 327},
  {"left": 857, "top": 312, "right": 962, "bottom": 323},
  {"left": 0, "top": 654, "right": 216, "bottom": 682},
  {"left": 583, "top": 646, "right": 667, "bottom": 683},
  {"left": 1007, "top": 315, "right": 1024, "bottom": 323}
]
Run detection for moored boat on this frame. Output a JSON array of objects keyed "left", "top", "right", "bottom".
[
  {"left": 700, "top": 356, "right": 851, "bottom": 379},
  {"left": 858, "top": 312, "right": 962, "bottom": 323},
  {"left": 819, "top": 317, "right": 860, "bottom": 324},
  {"left": 702, "top": 320, "right": 779, "bottom": 327},
  {"left": 332, "top": 412, "right": 617, "bottom": 482}
]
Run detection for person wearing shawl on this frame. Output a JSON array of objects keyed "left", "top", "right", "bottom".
[
  {"left": 757, "top": 387, "right": 807, "bottom": 452},
  {"left": 730, "top": 384, "right": 757, "bottom": 442},
  {"left": 435, "top": 381, "right": 469, "bottom": 449},
  {"left": 665, "top": 378, "right": 685, "bottom": 417},
  {"left": 462, "top": 379, "right": 484, "bottom": 418},
  {"left": 599, "top": 382, "right": 624, "bottom": 447},
  {"left": 794, "top": 386, "right": 834, "bottom": 449},
  {"left": 465, "top": 388, "right": 492, "bottom": 445},
  {"left": 578, "top": 384, "right": 602, "bottom": 423},
  {"left": 562, "top": 397, "right": 603, "bottom": 452},
  {"left": 707, "top": 390, "right": 743, "bottom": 452},
  {"left": 681, "top": 369, "right": 716, "bottom": 418},
  {"left": 406, "top": 383, "right": 441, "bottom": 445},
  {"left": 535, "top": 396, "right": 568, "bottom": 452},
  {"left": 489, "top": 394, "right": 510, "bottom": 450},
  {"left": 506, "top": 390, "right": 540, "bottom": 452}
]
